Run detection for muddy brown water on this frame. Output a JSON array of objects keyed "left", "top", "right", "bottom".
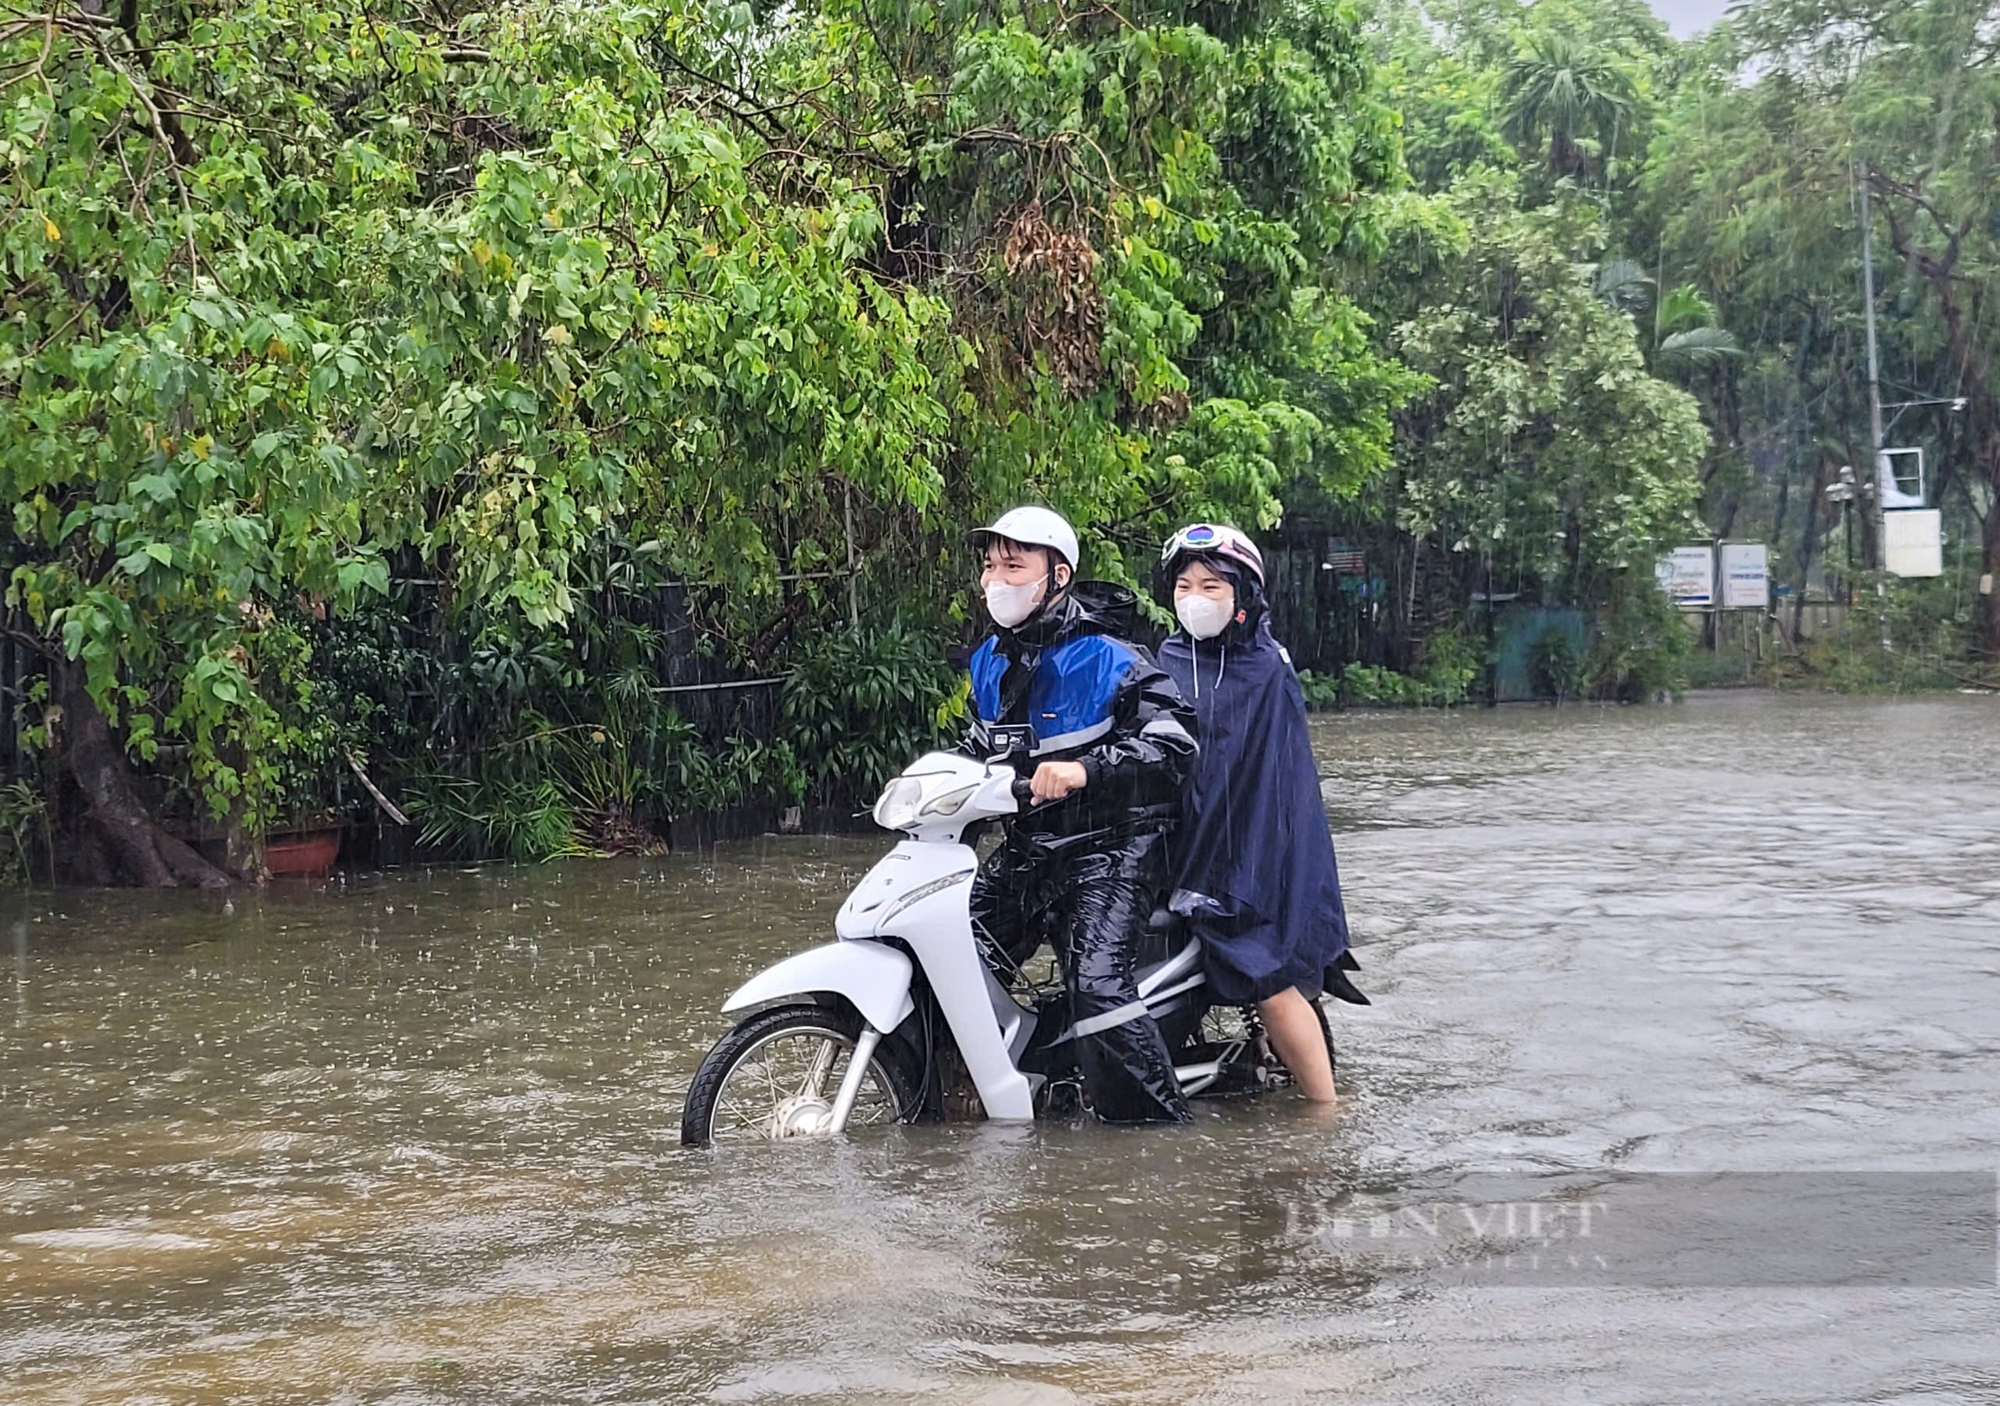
[{"left": 5, "top": 692, "right": 1999, "bottom": 1404}]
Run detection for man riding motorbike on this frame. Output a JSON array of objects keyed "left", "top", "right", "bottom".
[{"left": 960, "top": 507, "right": 1200, "bottom": 1124}]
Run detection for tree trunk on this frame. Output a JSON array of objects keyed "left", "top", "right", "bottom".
[
  {"left": 1792, "top": 452, "right": 1834, "bottom": 643},
  {"left": 217, "top": 740, "right": 267, "bottom": 882},
  {"left": 53, "top": 659, "right": 233, "bottom": 888},
  {"left": 1394, "top": 532, "right": 1423, "bottom": 673},
  {"left": 1837, "top": 428, "right": 1878, "bottom": 572},
  {"left": 1769, "top": 453, "right": 1792, "bottom": 551},
  {"left": 1715, "top": 360, "right": 1744, "bottom": 539},
  {"left": 1713, "top": 492, "right": 1740, "bottom": 540},
  {"left": 1983, "top": 502, "right": 2000, "bottom": 661}
]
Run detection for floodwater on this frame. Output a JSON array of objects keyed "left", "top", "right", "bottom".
[{"left": 4, "top": 692, "right": 1999, "bottom": 1404}]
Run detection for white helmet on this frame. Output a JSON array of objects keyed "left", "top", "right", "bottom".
[{"left": 967, "top": 506, "right": 1079, "bottom": 574}]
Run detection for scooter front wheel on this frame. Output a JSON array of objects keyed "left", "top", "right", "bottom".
[{"left": 681, "top": 1004, "right": 921, "bottom": 1147}]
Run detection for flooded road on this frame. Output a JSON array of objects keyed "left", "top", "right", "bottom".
[{"left": 5, "top": 691, "right": 1999, "bottom": 1403}]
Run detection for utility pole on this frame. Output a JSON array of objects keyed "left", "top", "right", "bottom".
[{"left": 1858, "top": 161, "right": 1888, "bottom": 570}]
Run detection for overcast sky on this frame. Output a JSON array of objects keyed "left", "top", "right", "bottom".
[{"left": 1647, "top": 0, "right": 1734, "bottom": 37}]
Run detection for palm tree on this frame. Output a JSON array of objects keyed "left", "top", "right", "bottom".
[
  {"left": 1591, "top": 262, "right": 1745, "bottom": 369},
  {"left": 1499, "top": 32, "right": 1636, "bottom": 182},
  {"left": 1650, "top": 284, "right": 1743, "bottom": 369}
]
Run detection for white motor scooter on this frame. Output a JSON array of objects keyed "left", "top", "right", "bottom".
[{"left": 680, "top": 746, "right": 1330, "bottom": 1145}]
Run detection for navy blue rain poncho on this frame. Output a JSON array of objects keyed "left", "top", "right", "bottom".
[{"left": 1157, "top": 578, "right": 1352, "bottom": 1006}]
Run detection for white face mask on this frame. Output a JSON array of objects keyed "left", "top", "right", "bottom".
[
  {"left": 985, "top": 577, "right": 1046, "bottom": 629},
  {"left": 1176, "top": 594, "right": 1234, "bottom": 641}
]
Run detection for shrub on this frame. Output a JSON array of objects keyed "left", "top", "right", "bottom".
[
  {"left": 1531, "top": 627, "right": 1585, "bottom": 701},
  {"left": 1796, "top": 572, "right": 1983, "bottom": 693},
  {"left": 1588, "top": 585, "right": 1693, "bottom": 701},
  {"left": 779, "top": 621, "right": 958, "bottom": 807}
]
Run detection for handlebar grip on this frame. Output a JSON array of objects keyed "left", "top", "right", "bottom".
[{"left": 1010, "top": 777, "right": 1037, "bottom": 805}]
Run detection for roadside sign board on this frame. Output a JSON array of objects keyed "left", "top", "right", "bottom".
[
  {"left": 1884, "top": 509, "right": 1943, "bottom": 578},
  {"left": 1657, "top": 545, "right": 1715, "bottom": 606},
  {"left": 1719, "top": 543, "right": 1769, "bottom": 610}
]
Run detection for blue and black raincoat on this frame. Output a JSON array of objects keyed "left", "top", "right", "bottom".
[{"left": 961, "top": 581, "right": 1199, "bottom": 1124}]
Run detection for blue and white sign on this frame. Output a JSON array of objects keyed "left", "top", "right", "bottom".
[
  {"left": 1657, "top": 545, "right": 1715, "bottom": 607},
  {"left": 1719, "top": 543, "right": 1769, "bottom": 610}
]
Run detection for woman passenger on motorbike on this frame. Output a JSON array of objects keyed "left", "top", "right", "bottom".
[
  {"left": 1155, "top": 524, "right": 1359, "bottom": 1104},
  {"left": 959, "top": 507, "right": 1201, "bottom": 1125}
]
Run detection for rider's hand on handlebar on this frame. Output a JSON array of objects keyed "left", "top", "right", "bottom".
[{"left": 1028, "top": 760, "right": 1088, "bottom": 804}]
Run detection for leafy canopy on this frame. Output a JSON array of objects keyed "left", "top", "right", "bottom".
[{"left": 2, "top": 0, "right": 1414, "bottom": 827}]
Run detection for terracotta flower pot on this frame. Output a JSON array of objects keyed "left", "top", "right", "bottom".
[{"left": 264, "top": 825, "right": 341, "bottom": 879}]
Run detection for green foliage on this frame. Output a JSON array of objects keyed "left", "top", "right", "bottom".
[
  {"left": 780, "top": 622, "right": 957, "bottom": 807},
  {"left": 1417, "top": 625, "right": 1486, "bottom": 701},
  {"left": 3, "top": 0, "right": 953, "bottom": 829},
  {"left": 1337, "top": 664, "right": 1418, "bottom": 704},
  {"left": 2, "top": 0, "right": 1421, "bottom": 854},
  {"left": 1529, "top": 624, "right": 1584, "bottom": 700},
  {"left": 411, "top": 772, "right": 593, "bottom": 865},
  {"left": 1351, "top": 0, "right": 2000, "bottom": 700},
  {"left": 1374, "top": 50, "right": 1511, "bottom": 191},
  {"left": 1499, "top": 30, "right": 1636, "bottom": 181},
  {"left": 1795, "top": 574, "right": 1985, "bottom": 694},
  {"left": 1586, "top": 581, "right": 1691, "bottom": 700},
  {"left": 1373, "top": 172, "right": 1708, "bottom": 598},
  {"left": 1339, "top": 656, "right": 1475, "bottom": 706},
  {"left": 404, "top": 704, "right": 765, "bottom": 863},
  {"left": 391, "top": 613, "right": 956, "bottom": 861},
  {"left": 1340, "top": 4, "right": 1709, "bottom": 707},
  {"left": 1634, "top": 0, "right": 2000, "bottom": 661},
  {"left": 1299, "top": 627, "right": 1480, "bottom": 706},
  {"left": 251, "top": 613, "right": 383, "bottom": 825},
  {"left": 1654, "top": 325, "right": 1743, "bottom": 370},
  {"left": 0, "top": 780, "right": 52, "bottom": 887},
  {"left": 1295, "top": 667, "right": 1341, "bottom": 709}
]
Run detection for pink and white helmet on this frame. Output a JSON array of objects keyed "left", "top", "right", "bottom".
[{"left": 1157, "top": 522, "right": 1265, "bottom": 592}]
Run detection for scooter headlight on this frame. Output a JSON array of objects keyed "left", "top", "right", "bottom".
[
  {"left": 919, "top": 783, "right": 979, "bottom": 818},
  {"left": 873, "top": 777, "right": 924, "bottom": 832}
]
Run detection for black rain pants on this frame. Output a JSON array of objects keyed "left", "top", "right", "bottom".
[{"left": 972, "top": 827, "right": 1192, "bottom": 1125}]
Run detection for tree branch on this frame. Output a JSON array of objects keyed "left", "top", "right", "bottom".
[{"left": 1, "top": 626, "right": 58, "bottom": 662}]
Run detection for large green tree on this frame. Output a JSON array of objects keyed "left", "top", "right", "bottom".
[
  {"left": 1343, "top": 1, "right": 1706, "bottom": 671},
  {"left": 1637, "top": 50, "right": 1884, "bottom": 593},
  {"left": 2, "top": 0, "right": 1412, "bottom": 883},
  {"left": 1369, "top": 0, "right": 1996, "bottom": 685},
  {"left": 1372, "top": 175, "right": 1707, "bottom": 615},
  {"left": 4, "top": 3, "right": 960, "bottom": 881},
  {"left": 1730, "top": 0, "right": 2000, "bottom": 656}
]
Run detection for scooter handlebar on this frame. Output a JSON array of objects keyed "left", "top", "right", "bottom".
[{"left": 1010, "top": 776, "right": 1037, "bottom": 807}]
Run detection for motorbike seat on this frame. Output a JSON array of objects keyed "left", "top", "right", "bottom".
[{"left": 1135, "top": 904, "right": 1199, "bottom": 999}]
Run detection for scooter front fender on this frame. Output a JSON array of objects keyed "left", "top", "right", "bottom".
[{"left": 722, "top": 940, "right": 916, "bottom": 1035}]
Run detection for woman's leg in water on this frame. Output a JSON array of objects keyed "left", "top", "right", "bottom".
[{"left": 1257, "top": 987, "right": 1336, "bottom": 1102}]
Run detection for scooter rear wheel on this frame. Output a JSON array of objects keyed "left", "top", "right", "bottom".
[
  {"left": 681, "top": 1004, "right": 921, "bottom": 1147},
  {"left": 1194, "top": 998, "right": 1337, "bottom": 1094}
]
